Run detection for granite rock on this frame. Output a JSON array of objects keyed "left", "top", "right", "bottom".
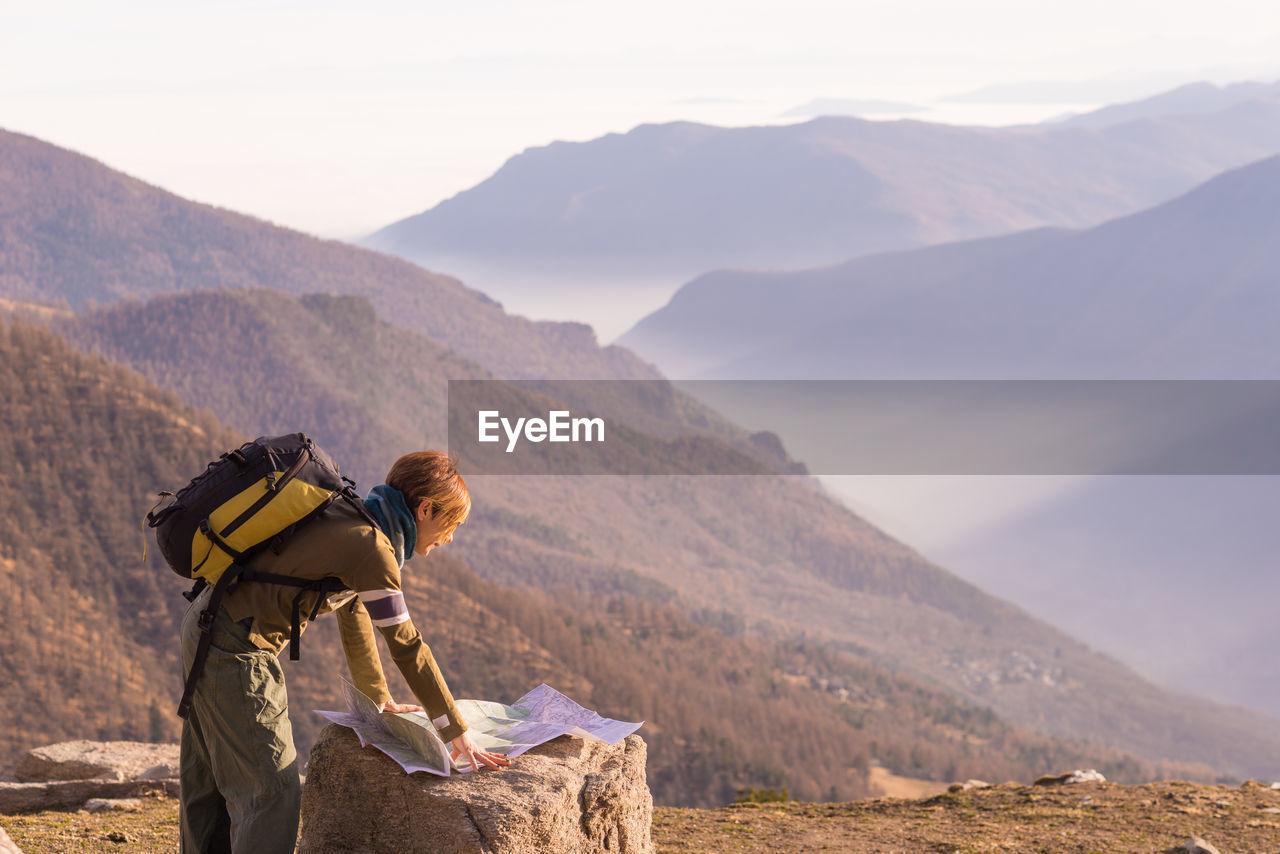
[
  {"left": 1183, "top": 836, "right": 1223, "bottom": 854},
  {"left": 83, "top": 797, "right": 143, "bottom": 813},
  {"left": 15, "top": 741, "right": 179, "bottom": 783},
  {"left": 299, "top": 725, "right": 653, "bottom": 854}
]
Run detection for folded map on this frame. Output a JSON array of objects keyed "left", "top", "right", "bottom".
[{"left": 316, "top": 679, "right": 643, "bottom": 776}]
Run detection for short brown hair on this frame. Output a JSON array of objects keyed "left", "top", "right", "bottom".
[{"left": 385, "top": 451, "right": 471, "bottom": 533}]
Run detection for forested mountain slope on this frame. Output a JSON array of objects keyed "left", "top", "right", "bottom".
[
  {"left": 46, "top": 292, "right": 1280, "bottom": 783},
  {"left": 0, "top": 319, "right": 1189, "bottom": 805},
  {"left": 0, "top": 128, "right": 653, "bottom": 380}
]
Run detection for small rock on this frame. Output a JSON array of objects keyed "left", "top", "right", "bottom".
[
  {"left": 0, "top": 824, "right": 22, "bottom": 854},
  {"left": 947, "top": 779, "right": 991, "bottom": 793},
  {"left": 84, "top": 798, "right": 142, "bottom": 813},
  {"left": 1034, "top": 769, "right": 1106, "bottom": 786},
  {"left": 1260, "top": 806, "right": 1280, "bottom": 814},
  {"left": 1272, "top": 782, "right": 1280, "bottom": 790},
  {"left": 1214, "top": 800, "right": 1230, "bottom": 808},
  {"left": 1184, "top": 837, "right": 1222, "bottom": 854},
  {"left": 139, "top": 763, "right": 178, "bottom": 781},
  {"left": 1079, "top": 795, "right": 1094, "bottom": 806}
]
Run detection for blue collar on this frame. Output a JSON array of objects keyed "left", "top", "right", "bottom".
[{"left": 363, "top": 484, "right": 417, "bottom": 568}]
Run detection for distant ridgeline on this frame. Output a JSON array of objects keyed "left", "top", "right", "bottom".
[
  {"left": 0, "top": 127, "right": 654, "bottom": 382},
  {"left": 364, "top": 93, "right": 1280, "bottom": 277}
]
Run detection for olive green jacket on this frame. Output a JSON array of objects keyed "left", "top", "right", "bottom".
[{"left": 221, "top": 500, "right": 466, "bottom": 742}]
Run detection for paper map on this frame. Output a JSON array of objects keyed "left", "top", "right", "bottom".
[{"left": 316, "top": 680, "right": 643, "bottom": 776}]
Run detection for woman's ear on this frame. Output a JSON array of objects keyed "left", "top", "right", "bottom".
[{"left": 416, "top": 499, "right": 432, "bottom": 521}]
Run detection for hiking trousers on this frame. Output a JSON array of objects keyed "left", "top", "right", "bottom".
[{"left": 179, "top": 586, "right": 301, "bottom": 854}]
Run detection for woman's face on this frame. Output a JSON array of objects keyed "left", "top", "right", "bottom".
[{"left": 413, "top": 500, "right": 458, "bottom": 557}]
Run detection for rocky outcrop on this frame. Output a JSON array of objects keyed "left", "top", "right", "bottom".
[
  {"left": 0, "top": 778, "right": 179, "bottom": 813},
  {"left": 0, "top": 741, "right": 179, "bottom": 813},
  {"left": 299, "top": 725, "right": 653, "bottom": 854},
  {"left": 15, "top": 740, "right": 178, "bottom": 782},
  {"left": 1034, "top": 769, "right": 1107, "bottom": 786}
]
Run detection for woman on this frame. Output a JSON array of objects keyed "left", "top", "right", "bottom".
[{"left": 179, "top": 450, "right": 508, "bottom": 854}]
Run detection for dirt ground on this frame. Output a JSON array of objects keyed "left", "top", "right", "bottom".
[
  {"left": 653, "top": 780, "right": 1280, "bottom": 854},
  {"left": 4, "top": 779, "right": 1280, "bottom": 853}
]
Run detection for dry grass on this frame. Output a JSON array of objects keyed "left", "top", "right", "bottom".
[
  {"left": 867, "top": 767, "right": 950, "bottom": 800},
  {"left": 2, "top": 791, "right": 178, "bottom": 853},
  {"left": 654, "top": 780, "right": 1280, "bottom": 854},
  {"left": 6, "top": 780, "right": 1280, "bottom": 853}
]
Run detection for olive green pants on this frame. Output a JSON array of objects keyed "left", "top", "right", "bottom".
[{"left": 179, "top": 587, "right": 300, "bottom": 854}]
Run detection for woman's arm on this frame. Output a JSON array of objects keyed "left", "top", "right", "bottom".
[
  {"left": 374, "top": 612, "right": 468, "bottom": 742},
  {"left": 335, "top": 596, "right": 394, "bottom": 706}
]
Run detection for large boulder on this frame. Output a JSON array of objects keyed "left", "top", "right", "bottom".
[
  {"left": 14, "top": 741, "right": 179, "bottom": 783},
  {"left": 299, "top": 725, "right": 653, "bottom": 854},
  {"left": 1, "top": 740, "right": 180, "bottom": 812}
]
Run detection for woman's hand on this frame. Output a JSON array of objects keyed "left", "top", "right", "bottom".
[
  {"left": 378, "top": 700, "right": 423, "bottom": 714},
  {"left": 450, "top": 730, "right": 511, "bottom": 771}
]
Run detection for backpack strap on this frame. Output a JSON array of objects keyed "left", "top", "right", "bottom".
[
  {"left": 177, "top": 568, "right": 349, "bottom": 718},
  {"left": 177, "top": 562, "right": 247, "bottom": 719},
  {"left": 238, "top": 570, "right": 346, "bottom": 661},
  {"left": 338, "top": 481, "right": 381, "bottom": 530},
  {"left": 176, "top": 491, "right": 376, "bottom": 718}
]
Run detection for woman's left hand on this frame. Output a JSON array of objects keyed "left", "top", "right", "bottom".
[{"left": 450, "top": 731, "right": 511, "bottom": 771}]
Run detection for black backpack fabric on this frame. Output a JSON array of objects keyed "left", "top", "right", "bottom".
[{"left": 147, "top": 433, "right": 377, "bottom": 718}]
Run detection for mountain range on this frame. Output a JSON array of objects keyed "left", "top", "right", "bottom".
[
  {"left": 620, "top": 154, "right": 1280, "bottom": 380},
  {"left": 615, "top": 153, "right": 1280, "bottom": 719},
  {"left": 25, "top": 286, "right": 1280, "bottom": 783},
  {"left": 361, "top": 81, "right": 1280, "bottom": 338},
  {"left": 1053, "top": 79, "right": 1280, "bottom": 129},
  {"left": 4, "top": 122, "right": 1280, "bottom": 795}
]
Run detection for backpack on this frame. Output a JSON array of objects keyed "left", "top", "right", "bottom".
[{"left": 146, "top": 433, "right": 378, "bottom": 718}]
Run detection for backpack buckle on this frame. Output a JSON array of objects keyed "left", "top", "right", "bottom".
[
  {"left": 197, "top": 609, "right": 215, "bottom": 633},
  {"left": 182, "top": 578, "right": 209, "bottom": 603}
]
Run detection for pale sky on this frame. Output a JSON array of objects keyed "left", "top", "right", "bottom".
[{"left": 3, "top": 1, "right": 1279, "bottom": 238}]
